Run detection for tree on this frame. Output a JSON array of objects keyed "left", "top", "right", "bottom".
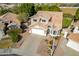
[
  {"left": 49, "top": 5, "right": 61, "bottom": 11},
  {"left": 7, "top": 29, "right": 22, "bottom": 43},
  {"left": 35, "top": 4, "right": 61, "bottom": 11},
  {"left": 18, "top": 12, "right": 29, "bottom": 22},
  {"left": 39, "top": 4, "right": 49, "bottom": 11},
  {"left": 11, "top": 3, "right": 36, "bottom": 22},
  {"left": 0, "top": 7, "right": 11, "bottom": 16},
  {"left": 10, "top": 5, "right": 20, "bottom": 14},
  {"left": 75, "top": 8, "right": 79, "bottom": 20}
]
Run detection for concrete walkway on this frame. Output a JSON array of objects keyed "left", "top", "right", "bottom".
[{"left": 53, "top": 37, "right": 65, "bottom": 56}]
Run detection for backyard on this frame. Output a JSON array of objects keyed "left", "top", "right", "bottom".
[
  {"left": 63, "top": 13, "right": 73, "bottom": 28},
  {"left": 63, "top": 17, "right": 72, "bottom": 28},
  {"left": 61, "top": 7, "right": 78, "bottom": 15}
]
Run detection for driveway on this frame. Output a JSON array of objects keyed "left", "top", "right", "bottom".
[
  {"left": 60, "top": 38, "right": 79, "bottom": 56},
  {"left": 14, "top": 33, "right": 45, "bottom": 56},
  {"left": 53, "top": 36, "right": 79, "bottom": 56}
]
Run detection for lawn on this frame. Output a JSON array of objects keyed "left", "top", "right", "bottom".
[
  {"left": 63, "top": 17, "right": 72, "bottom": 28},
  {"left": 61, "top": 7, "right": 76, "bottom": 28},
  {"left": 7, "top": 28, "right": 22, "bottom": 43},
  {"left": 61, "top": 7, "right": 78, "bottom": 15},
  {"left": 0, "top": 38, "right": 13, "bottom": 48}
]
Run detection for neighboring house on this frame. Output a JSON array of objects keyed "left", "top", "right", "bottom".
[
  {"left": 7, "top": 23, "right": 20, "bottom": 30},
  {"left": 29, "top": 11, "right": 63, "bottom": 36},
  {"left": 67, "top": 33, "right": 79, "bottom": 52},
  {"left": 73, "top": 21, "right": 79, "bottom": 33},
  {"left": 73, "top": 26, "right": 79, "bottom": 33},
  {"left": 0, "top": 21, "right": 5, "bottom": 40},
  {"left": 0, "top": 12, "right": 20, "bottom": 29}
]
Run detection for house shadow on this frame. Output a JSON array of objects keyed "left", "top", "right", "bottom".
[{"left": 17, "top": 35, "right": 22, "bottom": 42}]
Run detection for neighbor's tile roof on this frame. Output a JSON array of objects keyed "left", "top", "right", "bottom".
[
  {"left": 68, "top": 33, "right": 79, "bottom": 43},
  {"left": 0, "top": 12, "right": 20, "bottom": 25},
  {"left": 73, "top": 21, "right": 79, "bottom": 27}
]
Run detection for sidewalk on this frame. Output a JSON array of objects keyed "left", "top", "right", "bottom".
[{"left": 53, "top": 37, "right": 65, "bottom": 56}]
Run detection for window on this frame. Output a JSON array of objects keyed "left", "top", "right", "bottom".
[
  {"left": 53, "top": 31, "right": 57, "bottom": 35},
  {"left": 48, "top": 26, "right": 51, "bottom": 28},
  {"left": 42, "top": 20, "right": 46, "bottom": 22},
  {"left": 78, "top": 27, "right": 79, "bottom": 30},
  {"left": 33, "top": 19, "right": 37, "bottom": 22}
]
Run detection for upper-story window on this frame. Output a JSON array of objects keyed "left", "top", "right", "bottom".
[
  {"left": 33, "top": 19, "right": 37, "bottom": 22},
  {"left": 42, "top": 20, "right": 46, "bottom": 22}
]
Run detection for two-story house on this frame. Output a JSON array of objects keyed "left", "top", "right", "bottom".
[{"left": 28, "top": 11, "right": 63, "bottom": 36}]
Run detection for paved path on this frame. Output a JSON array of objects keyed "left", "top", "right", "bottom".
[
  {"left": 13, "top": 33, "right": 45, "bottom": 56},
  {"left": 61, "top": 38, "right": 68, "bottom": 52},
  {"left": 53, "top": 37, "right": 65, "bottom": 56}
]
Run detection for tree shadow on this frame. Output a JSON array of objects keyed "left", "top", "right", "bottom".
[{"left": 17, "top": 35, "right": 22, "bottom": 42}]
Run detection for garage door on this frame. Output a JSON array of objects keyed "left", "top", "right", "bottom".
[
  {"left": 66, "top": 40, "right": 79, "bottom": 52},
  {"left": 31, "top": 28, "right": 46, "bottom": 36}
]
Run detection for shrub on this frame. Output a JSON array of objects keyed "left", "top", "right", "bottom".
[
  {"left": 7, "top": 28, "right": 22, "bottom": 43},
  {"left": 75, "top": 8, "right": 79, "bottom": 20}
]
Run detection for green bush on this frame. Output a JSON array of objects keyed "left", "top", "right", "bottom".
[
  {"left": 35, "top": 4, "right": 61, "bottom": 11},
  {"left": 75, "top": 8, "right": 79, "bottom": 20},
  {"left": 49, "top": 5, "right": 61, "bottom": 11},
  {"left": 0, "top": 8, "right": 11, "bottom": 16},
  {"left": 7, "top": 29, "right": 22, "bottom": 43}
]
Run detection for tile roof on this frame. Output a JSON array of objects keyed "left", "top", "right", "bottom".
[
  {"left": 0, "top": 12, "right": 20, "bottom": 25},
  {"left": 30, "top": 11, "right": 63, "bottom": 30},
  {"left": 29, "top": 23, "right": 47, "bottom": 30},
  {"left": 68, "top": 33, "right": 79, "bottom": 43}
]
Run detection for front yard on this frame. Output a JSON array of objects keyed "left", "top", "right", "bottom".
[
  {"left": 0, "top": 28, "right": 22, "bottom": 48},
  {"left": 0, "top": 38, "right": 13, "bottom": 48}
]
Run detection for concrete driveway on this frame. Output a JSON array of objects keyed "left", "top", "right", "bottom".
[{"left": 17, "top": 33, "right": 45, "bottom": 56}]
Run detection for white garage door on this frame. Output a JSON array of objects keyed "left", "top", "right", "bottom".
[
  {"left": 31, "top": 28, "right": 46, "bottom": 36},
  {"left": 66, "top": 39, "right": 79, "bottom": 52}
]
